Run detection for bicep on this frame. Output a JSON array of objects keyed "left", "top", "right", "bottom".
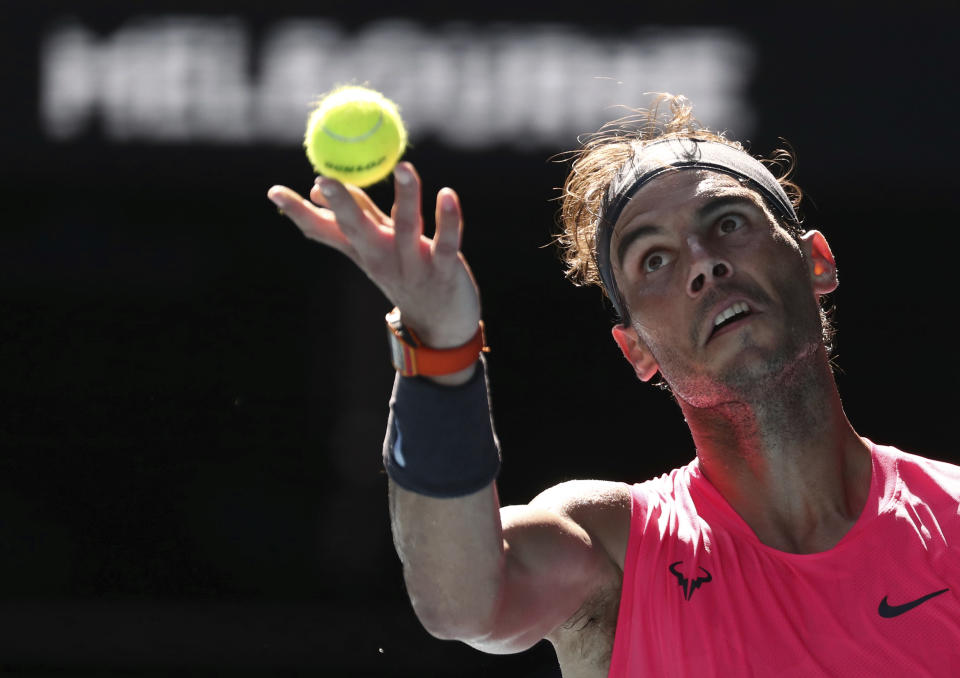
[{"left": 464, "top": 503, "right": 614, "bottom": 654}]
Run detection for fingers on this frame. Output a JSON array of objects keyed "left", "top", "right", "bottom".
[
  {"left": 267, "top": 185, "right": 354, "bottom": 255},
  {"left": 270, "top": 165, "right": 464, "bottom": 297},
  {"left": 313, "top": 178, "right": 389, "bottom": 261},
  {"left": 347, "top": 183, "right": 390, "bottom": 223},
  {"left": 392, "top": 162, "right": 425, "bottom": 272},
  {"left": 431, "top": 187, "right": 463, "bottom": 271},
  {"left": 311, "top": 180, "right": 389, "bottom": 225}
]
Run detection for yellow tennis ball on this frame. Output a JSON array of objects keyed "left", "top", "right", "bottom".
[{"left": 303, "top": 86, "right": 407, "bottom": 187}]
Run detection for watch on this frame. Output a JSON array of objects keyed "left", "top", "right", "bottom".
[{"left": 385, "top": 307, "right": 488, "bottom": 377}]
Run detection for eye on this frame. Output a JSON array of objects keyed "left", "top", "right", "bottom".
[
  {"left": 643, "top": 250, "right": 673, "bottom": 273},
  {"left": 717, "top": 214, "right": 745, "bottom": 235}
]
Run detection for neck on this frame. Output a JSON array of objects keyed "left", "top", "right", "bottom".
[{"left": 679, "top": 347, "right": 872, "bottom": 553}]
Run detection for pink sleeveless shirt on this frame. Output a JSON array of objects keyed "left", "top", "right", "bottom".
[{"left": 608, "top": 441, "right": 960, "bottom": 677}]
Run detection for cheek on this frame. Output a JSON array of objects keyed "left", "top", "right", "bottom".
[
  {"left": 617, "top": 260, "right": 682, "bottom": 315},
  {"left": 750, "top": 236, "right": 805, "bottom": 288},
  {"left": 623, "top": 285, "right": 677, "bottom": 341},
  {"left": 767, "top": 257, "right": 821, "bottom": 326}
]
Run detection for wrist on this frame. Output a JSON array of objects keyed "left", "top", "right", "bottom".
[
  {"left": 383, "top": 355, "right": 501, "bottom": 498},
  {"left": 426, "top": 362, "right": 477, "bottom": 387},
  {"left": 400, "top": 315, "right": 480, "bottom": 350}
]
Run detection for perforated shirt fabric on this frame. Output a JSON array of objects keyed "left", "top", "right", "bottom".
[{"left": 607, "top": 441, "right": 960, "bottom": 677}]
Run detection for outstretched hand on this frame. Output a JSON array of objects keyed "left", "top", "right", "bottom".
[{"left": 267, "top": 162, "right": 482, "bottom": 351}]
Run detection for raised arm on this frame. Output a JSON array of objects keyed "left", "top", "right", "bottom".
[{"left": 267, "top": 164, "right": 626, "bottom": 652}]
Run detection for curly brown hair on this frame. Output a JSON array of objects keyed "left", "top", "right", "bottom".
[{"left": 555, "top": 93, "right": 834, "bottom": 356}]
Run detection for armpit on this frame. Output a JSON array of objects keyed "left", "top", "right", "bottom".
[{"left": 550, "top": 569, "right": 623, "bottom": 674}]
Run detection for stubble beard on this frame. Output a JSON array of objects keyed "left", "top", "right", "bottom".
[{"left": 648, "top": 302, "right": 824, "bottom": 412}]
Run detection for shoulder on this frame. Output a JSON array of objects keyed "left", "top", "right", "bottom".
[
  {"left": 529, "top": 479, "right": 632, "bottom": 512},
  {"left": 529, "top": 480, "right": 633, "bottom": 569},
  {"left": 516, "top": 467, "right": 701, "bottom": 567},
  {"left": 879, "top": 443, "right": 960, "bottom": 500}
]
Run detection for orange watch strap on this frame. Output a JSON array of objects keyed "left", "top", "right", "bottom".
[
  {"left": 402, "top": 322, "right": 488, "bottom": 377},
  {"left": 386, "top": 308, "right": 489, "bottom": 377}
]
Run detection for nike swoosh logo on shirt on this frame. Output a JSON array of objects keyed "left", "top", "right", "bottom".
[{"left": 878, "top": 589, "right": 949, "bottom": 618}]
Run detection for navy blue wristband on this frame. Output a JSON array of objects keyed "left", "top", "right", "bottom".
[{"left": 382, "top": 357, "right": 501, "bottom": 498}]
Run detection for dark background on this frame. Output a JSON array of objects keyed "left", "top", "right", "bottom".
[{"left": 2, "top": 2, "right": 958, "bottom": 675}]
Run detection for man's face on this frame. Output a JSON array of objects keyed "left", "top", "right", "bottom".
[{"left": 609, "top": 170, "right": 827, "bottom": 408}]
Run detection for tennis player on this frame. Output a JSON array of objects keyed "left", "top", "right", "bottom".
[{"left": 268, "top": 95, "right": 960, "bottom": 676}]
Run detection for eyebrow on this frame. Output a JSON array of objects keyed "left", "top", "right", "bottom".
[
  {"left": 695, "top": 194, "right": 760, "bottom": 224},
  {"left": 614, "top": 193, "right": 761, "bottom": 269},
  {"left": 615, "top": 224, "right": 664, "bottom": 271}
]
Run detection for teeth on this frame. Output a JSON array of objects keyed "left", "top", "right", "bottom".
[{"left": 714, "top": 301, "right": 750, "bottom": 327}]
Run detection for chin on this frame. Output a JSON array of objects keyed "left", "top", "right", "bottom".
[{"left": 669, "top": 337, "right": 823, "bottom": 409}]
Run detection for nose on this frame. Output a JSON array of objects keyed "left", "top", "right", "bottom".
[{"left": 686, "top": 238, "right": 733, "bottom": 297}]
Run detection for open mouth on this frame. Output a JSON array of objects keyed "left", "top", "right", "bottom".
[{"left": 708, "top": 301, "right": 752, "bottom": 340}]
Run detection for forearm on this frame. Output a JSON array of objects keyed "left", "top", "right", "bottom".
[
  {"left": 389, "top": 480, "right": 505, "bottom": 639},
  {"left": 382, "top": 358, "right": 505, "bottom": 639}
]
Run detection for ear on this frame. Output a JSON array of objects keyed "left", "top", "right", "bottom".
[
  {"left": 611, "top": 323, "right": 660, "bottom": 382},
  {"left": 800, "top": 230, "right": 837, "bottom": 294}
]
